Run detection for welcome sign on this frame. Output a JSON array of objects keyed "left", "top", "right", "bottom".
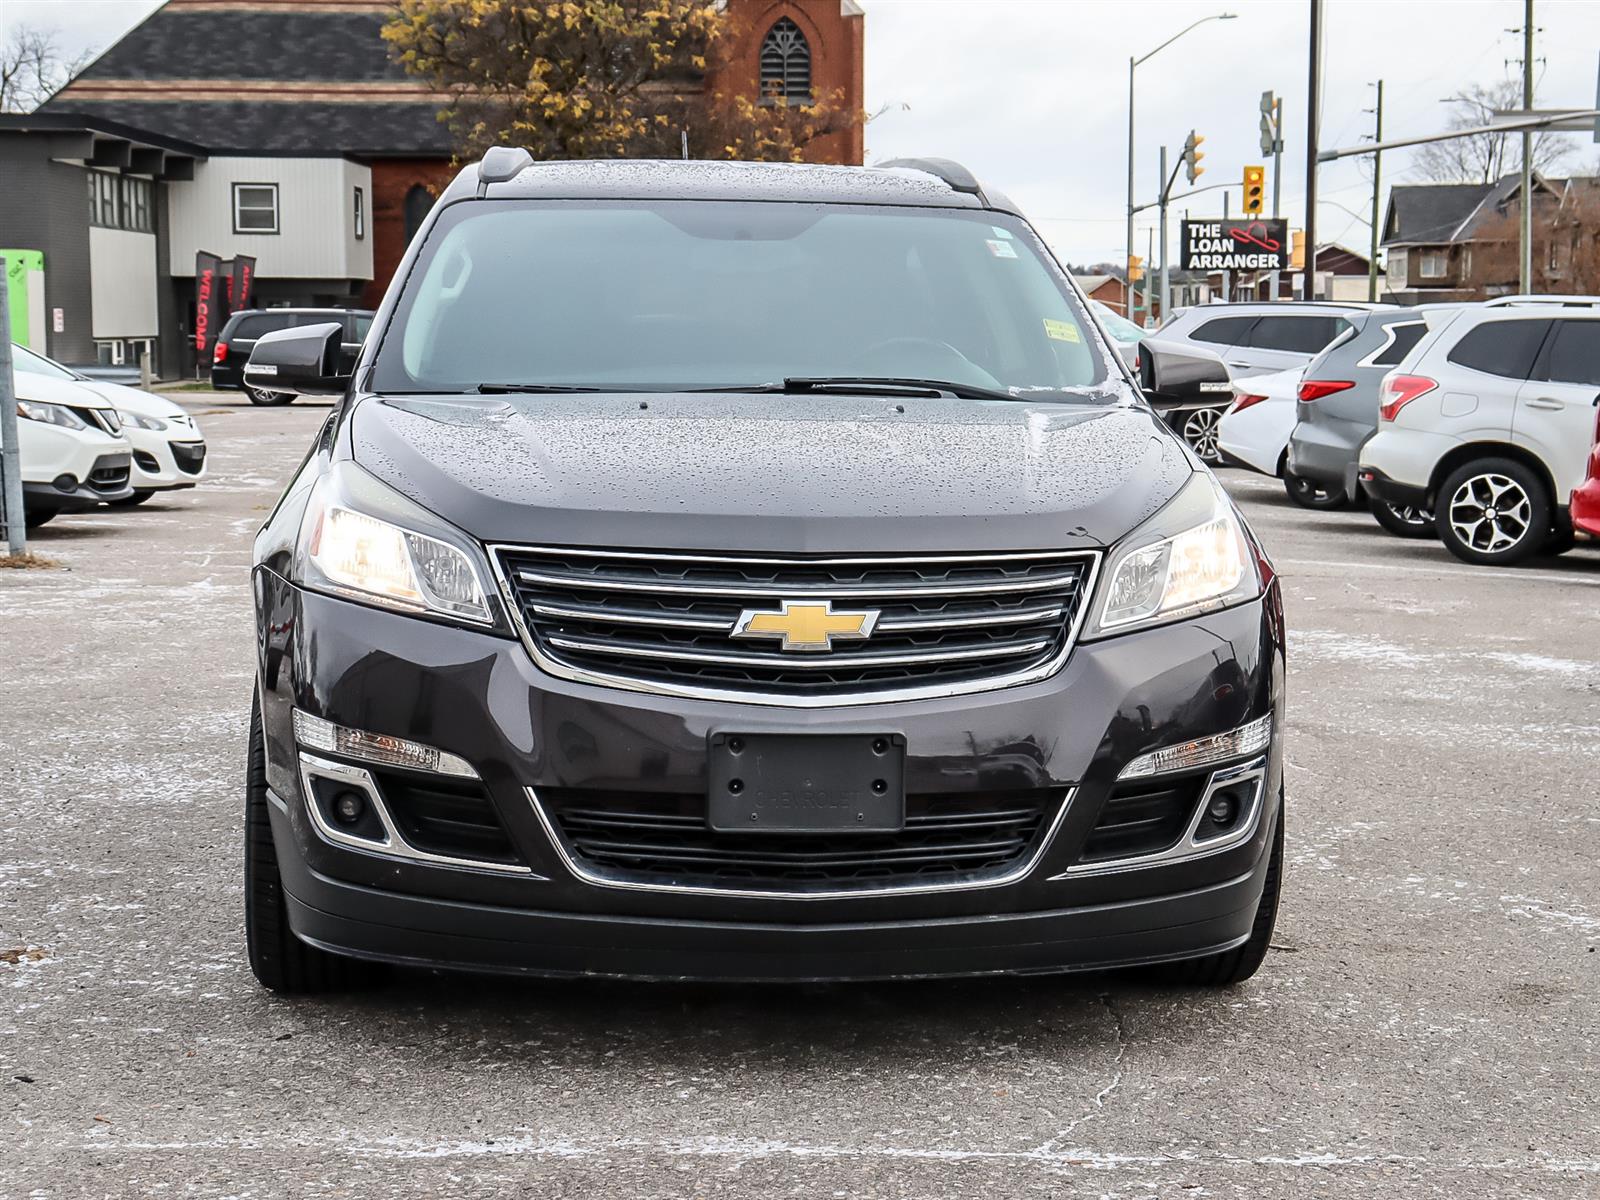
[{"left": 1180, "top": 219, "right": 1289, "bottom": 271}]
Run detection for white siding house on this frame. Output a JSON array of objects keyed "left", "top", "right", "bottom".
[{"left": 167, "top": 156, "right": 373, "bottom": 283}]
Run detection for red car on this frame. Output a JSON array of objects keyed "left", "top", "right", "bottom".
[{"left": 1574, "top": 401, "right": 1600, "bottom": 538}]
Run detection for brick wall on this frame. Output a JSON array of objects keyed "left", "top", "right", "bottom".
[{"left": 362, "top": 158, "right": 458, "bottom": 309}]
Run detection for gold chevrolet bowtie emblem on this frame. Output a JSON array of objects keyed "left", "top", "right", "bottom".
[{"left": 731, "top": 600, "right": 880, "bottom": 652}]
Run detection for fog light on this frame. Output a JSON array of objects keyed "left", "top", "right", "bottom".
[
  {"left": 1207, "top": 793, "right": 1238, "bottom": 826},
  {"left": 1117, "top": 714, "right": 1273, "bottom": 779},
  {"left": 332, "top": 790, "right": 366, "bottom": 826},
  {"left": 52, "top": 473, "right": 77, "bottom": 492},
  {"left": 292, "top": 710, "right": 477, "bottom": 778}
]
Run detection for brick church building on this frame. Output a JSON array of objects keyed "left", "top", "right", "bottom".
[{"left": 0, "top": 0, "right": 864, "bottom": 374}]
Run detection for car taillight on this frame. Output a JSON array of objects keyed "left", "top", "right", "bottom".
[
  {"left": 1297, "top": 379, "right": 1355, "bottom": 402},
  {"left": 213, "top": 341, "right": 229, "bottom": 364},
  {"left": 1229, "top": 393, "right": 1269, "bottom": 414},
  {"left": 1378, "top": 374, "right": 1437, "bottom": 422}
]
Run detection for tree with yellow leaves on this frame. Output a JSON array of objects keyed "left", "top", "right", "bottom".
[{"left": 383, "top": 0, "right": 859, "bottom": 162}]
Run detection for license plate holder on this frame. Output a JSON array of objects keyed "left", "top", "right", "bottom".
[{"left": 707, "top": 732, "right": 906, "bottom": 834}]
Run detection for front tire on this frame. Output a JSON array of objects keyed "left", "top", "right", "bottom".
[
  {"left": 246, "top": 692, "right": 376, "bottom": 994},
  {"left": 1435, "top": 457, "right": 1551, "bottom": 567},
  {"left": 1369, "top": 497, "right": 1434, "bottom": 539},
  {"left": 1149, "top": 798, "right": 1283, "bottom": 987},
  {"left": 1180, "top": 406, "right": 1225, "bottom": 464},
  {"left": 1283, "top": 472, "right": 1347, "bottom": 510},
  {"left": 246, "top": 385, "right": 296, "bottom": 406}
]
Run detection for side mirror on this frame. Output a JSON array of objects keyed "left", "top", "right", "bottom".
[
  {"left": 243, "top": 322, "right": 349, "bottom": 396},
  {"left": 1137, "top": 336, "right": 1232, "bottom": 400}
]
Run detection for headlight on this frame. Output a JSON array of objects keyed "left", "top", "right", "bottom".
[
  {"left": 1084, "top": 472, "right": 1261, "bottom": 637},
  {"left": 16, "top": 400, "right": 87, "bottom": 430},
  {"left": 119, "top": 410, "right": 169, "bottom": 431},
  {"left": 297, "top": 461, "right": 498, "bottom": 627}
]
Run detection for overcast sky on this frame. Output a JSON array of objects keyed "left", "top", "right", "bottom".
[{"left": 9, "top": 0, "right": 1600, "bottom": 268}]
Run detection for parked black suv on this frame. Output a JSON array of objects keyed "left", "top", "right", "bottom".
[
  {"left": 212, "top": 308, "right": 372, "bottom": 404},
  {"left": 244, "top": 152, "right": 1285, "bottom": 992}
]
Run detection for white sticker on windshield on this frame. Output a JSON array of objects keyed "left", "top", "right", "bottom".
[
  {"left": 986, "top": 239, "right": 1018, "bottom": 259},
  {"left": 990, "top": 226, "right": 1015, "bottom": 239}
]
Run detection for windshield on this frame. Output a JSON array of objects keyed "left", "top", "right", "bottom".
[
  {"left": 371, "top": 199, "right": 1113, "bottom": 399},
  {"left": 11, "top": 343, "right": 79, "bottom": 381}
]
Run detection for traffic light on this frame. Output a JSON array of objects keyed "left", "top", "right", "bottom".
[
  {"left": 1259, "top": 90, "right": 1279, "bottom": 156},
  {"left": 1181, "top": 130, "right": 1206, "bottom": 186},
  {"left": 1128, "top": 255, "right": 1144, "bottom": 284},
  {"left": 1243, "top": 165, "right": 1266, "bottom": 215}
]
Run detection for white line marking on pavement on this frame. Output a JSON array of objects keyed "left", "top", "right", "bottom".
[{"left": 1275, "top": 556, "right": 1600, "bottom": 586}]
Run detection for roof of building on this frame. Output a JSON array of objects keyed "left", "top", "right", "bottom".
[
  {"left": 462, "top": 157, "right": 999, "bottom": 209},
  {"left": 40, "top": 0, "right": 451, "bottom": 156},
  {"left": 1382, "top": 175, "right": 1586, "bottom": 247},
  {"left": 1073, "top": 274, "right": 1116, "bottom": 294}
]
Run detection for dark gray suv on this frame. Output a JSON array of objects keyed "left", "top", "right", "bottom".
[
  {"left": 240, "top": 152, "right": 1285, "bottom": 992},
  {"left": 1288, "top": 308, "right": 1442, "bottom": 537}
]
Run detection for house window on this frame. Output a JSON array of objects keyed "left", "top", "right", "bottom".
[
  {"left": 354, "top": 186, "right": 365, "bottom": 240},
  {"left": 233, "top": 183, "right": 280, "bottom": 234},
  {"left": 1418, "top": 250, "right": 1447, "bottom": 279},
  {"left": 87, "top": 171, "right": 152, "bottom": 233},
  {"left": 759, "top": 17, "right": 811, "bottom": 105},
  {"left": 404, "top": 184, "right": 435, "bottom": 244}
]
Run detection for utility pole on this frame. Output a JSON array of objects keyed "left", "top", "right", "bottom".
[
  {"left": 1303, "top": 0, "right": 1323, "bottom": 301},
  {"left": 1221, "top": 192, "right": 1232, "bottom": 302},
  {"left": 1368, "top": 80, "right": 1384, "bottom": 302},
  {"left": 1159, "top": 144, "right": 1170, "bottom": 322},
  {"left": 0, "top": 256, "right": 25, "bottom": 557},
  {"left": 1264, "top": 92, "right": 1285, "bottom": 300},
  {"left": 1520, "top": 0, "right": 1535, "bottom": 294},
  {"left": 1145, "top": 228, "right": 1155, "bottom": 326},
  {"left": 1127, "top": 55, "right": 1138, "bottom": 324}
]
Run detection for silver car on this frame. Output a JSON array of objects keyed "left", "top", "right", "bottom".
[{"left": 1148, "top": 302, "right": 1374, "bottom": 462}]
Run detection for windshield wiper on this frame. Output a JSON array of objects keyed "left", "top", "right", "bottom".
[
  {"left": 476, "top": 382, "right": 608, "bottom": 394},
  {"left": 696, "top": 377, "right": 1022, "bottom": 403}
]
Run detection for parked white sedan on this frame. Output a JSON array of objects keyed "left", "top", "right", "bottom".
[
  {"left": 12, "top": 344, "right": 206, "bottom": 503},
  {"left": 1218, "top": 365, "right": 1347, "bottom": 509}
]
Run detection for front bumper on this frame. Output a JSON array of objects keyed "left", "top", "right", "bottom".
[
  {"left": 128, "top": 427, "right": 207, "bottom": 490},
  {"left": 255, "top": 573, "right": 1286, "bottom": 980},
  {"left": 23, "top": 450, "right": 135, "bottom": 511},
  {"left": 1573, "top": 476, "right": 1600, "bottom": 538}
]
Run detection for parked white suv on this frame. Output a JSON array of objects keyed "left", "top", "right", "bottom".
[
  {"left": 12, "top": 344, "right": 207, "bottom": 502},
  {"left": 1358, "top": 307, "right": 1600, "bottom": 565},
  {"left": 14, "top": 372, "right": 134, "bottom": 525}
]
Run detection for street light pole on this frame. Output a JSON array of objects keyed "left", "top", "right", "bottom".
[
  {"left": 1126, "top": 13, "right": 1236, "bottom": 324},
  {"left": 1303, "top": 0, "right": 1323, "bottom": 301},
  {"left": 1520, "top": 0, "right": 1535, "bottom": 294}
]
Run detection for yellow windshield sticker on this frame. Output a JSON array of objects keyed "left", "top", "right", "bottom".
[{"left": 1043, "top": 319, "right": 1080, "bottom": 343}]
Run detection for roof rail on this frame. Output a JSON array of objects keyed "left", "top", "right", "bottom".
[
  {"left": 877, "top": 157, "right": 990, "bottom": 207},
  {"left": 1482, "top": 293, "right": 1600, "bottom": 307},
  {"left": 477, "top": 146, "right": 534, "bottom": 193}
]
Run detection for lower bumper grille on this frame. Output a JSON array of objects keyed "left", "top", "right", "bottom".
[
  {"left": 537, "top": 789, "right": 1064, "bottom": 893},
  {"left": 1079, "top": 775, "right": 1206, "bottom": 863},
  {"left": 170, "top": 441, "right": 206, "bottom": 474},
  {"left": 373, "top": 769, "right": 522, "bottom": 867},
  {"left": 87, "top": 454, "right": 131, "bottom": 493}
]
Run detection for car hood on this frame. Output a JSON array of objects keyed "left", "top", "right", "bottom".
[
  {"left": 14, "top": 373, "right": 115, "bottom": 409},
  {"left": 74, "top": 379, "right": 189, "bottom": 422},
  {"left": 351, "top": 392, "right": 1195, "bottom": 553}
]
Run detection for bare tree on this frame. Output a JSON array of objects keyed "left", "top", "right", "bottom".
[
  {"left": 0, "top": 25, "right": 93, "bottom": 114},
  {"left": 1413, "top": 81, "right": 1573, "bottom": 184}
]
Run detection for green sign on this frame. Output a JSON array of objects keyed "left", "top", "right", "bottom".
[{"left": 3, "top": 250, "right": 45, "bottom": 347}]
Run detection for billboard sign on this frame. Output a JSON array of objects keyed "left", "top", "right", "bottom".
[{"left": 1180, "top": 219, "right": 1289, "bottom": 271}]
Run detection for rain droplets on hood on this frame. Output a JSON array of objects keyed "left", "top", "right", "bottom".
[{"left": 356, "top": 394, "right": 1194, "bottom": 531}]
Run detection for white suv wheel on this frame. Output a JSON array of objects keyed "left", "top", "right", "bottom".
[{"left": 1435, "top": 457, "right": 1551, "bottom": 567}]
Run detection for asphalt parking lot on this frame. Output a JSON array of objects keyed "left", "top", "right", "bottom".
[{"left": 3, "top": 395, "right": 1598, "bottom": 1199}]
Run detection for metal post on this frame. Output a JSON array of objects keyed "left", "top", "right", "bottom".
[
  {"left": 139, "top": 347, "right": 152, "bottom": 391},
  {"left": 1303, "top": 0, "right": 1322, "bottom": 301},
  {"left": 1158, "top": 144, "right": 1171, "bottom": 322},
  {"left": 1520, "top": 0, "right": 1535, "bottom": 294},
  {"left": 1271, "top": 96, "right": 1284, "bottom": 301},
  {"left": 1221, "top": 193, "right": 1231, "bottom": 302},
  {"left": 1369, "top": 80, "right": 1384, "bottom": 302},
  {"left": 1144, "top": 228, "right": 1154, "bottom": 327},
  {"left": 1126, "top": 55, "right": 1138, "bottom": 323},
  {"left": 0, "top": 257, "right": 26, "bottom": 556}
]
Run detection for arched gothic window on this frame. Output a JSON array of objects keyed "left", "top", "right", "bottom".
[{"left": 759, "top": 17, "right": 811, "bottom": 105}]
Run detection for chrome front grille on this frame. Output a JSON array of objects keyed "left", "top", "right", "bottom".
[{"left": 492, "top": 546, "right": 1099, "bottom": 705}]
